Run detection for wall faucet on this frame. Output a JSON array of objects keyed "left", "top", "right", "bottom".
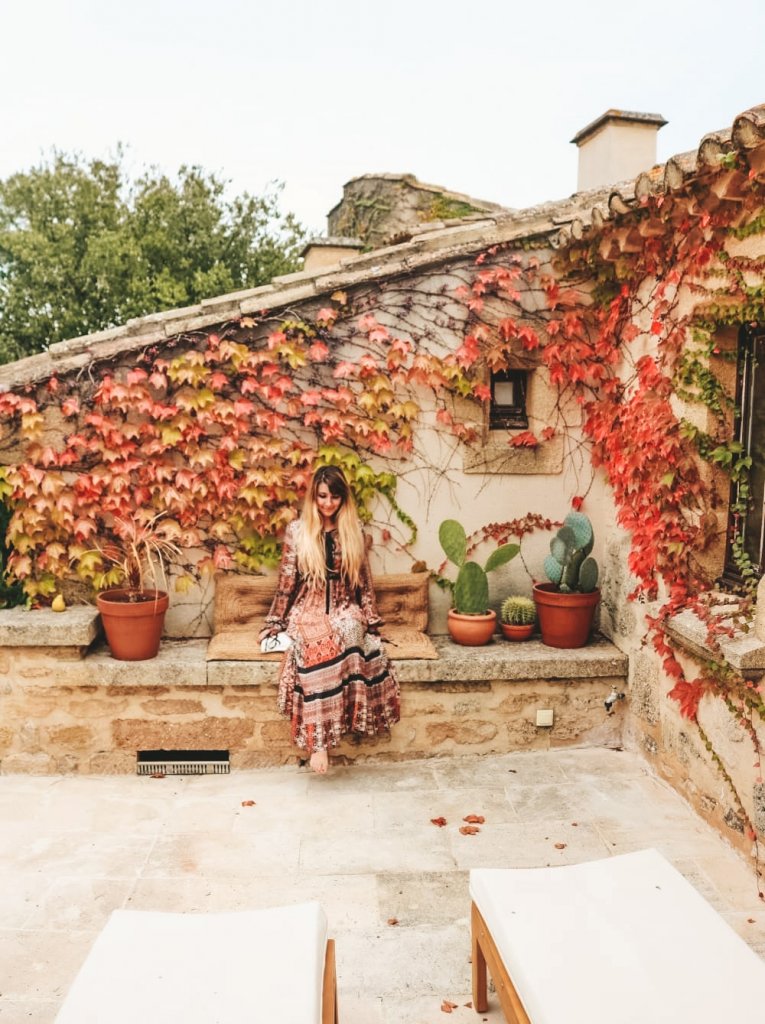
[{"left": 604, "top": 688, "right": 626, "bottom": 714}]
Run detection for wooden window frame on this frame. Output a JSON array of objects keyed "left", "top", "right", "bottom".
[
  {"left": 489, "top": 369, "right": 528, "bottom": 431},
  {"left": 722, "top": 324, "right": 765, "bottom": 586}
]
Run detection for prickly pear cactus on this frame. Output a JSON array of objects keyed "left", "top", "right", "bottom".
[
  {"left": 439, "top": 519, "right": 467, "bottom": 568},
  {"left": 544, "top": 512, "right": 599, "bottom": 593},
  {"left": 454, "top": 561, "right": 489, "bottom": 614},
  {"left": 439, "top": 519, "right": 520, "bottom": 614}
]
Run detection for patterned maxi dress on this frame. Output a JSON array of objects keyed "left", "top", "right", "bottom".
[{"left": 264, "top": 519, "right": 401, "bottom": 753}]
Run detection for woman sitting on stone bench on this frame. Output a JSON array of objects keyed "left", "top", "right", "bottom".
[{"left": 259, "top": 465, "right": 401, "bottom": 774}]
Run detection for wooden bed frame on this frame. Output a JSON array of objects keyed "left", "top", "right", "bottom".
[
  {"left": 322, "top": 939, "right": 339, "bottom": 1024},
  {"left": 471, "top": 902, "right": 530, "bottom": 1024}
]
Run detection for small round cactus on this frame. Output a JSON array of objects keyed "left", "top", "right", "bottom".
[{"left": 501, "top": 595, "right": 536, "bottom": 626}]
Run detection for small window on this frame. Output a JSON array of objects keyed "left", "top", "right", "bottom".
[{"left": 490, "top": 370, "right": 528, "bottom": 430}]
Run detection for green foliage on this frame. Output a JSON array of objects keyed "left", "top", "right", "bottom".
[
  {"left": 424, "top": 196, "right": 480, "bottom": 222},
  {"left": 500, "top": 595, "right": 536, "bottom": 625},
  {"left": 0, "top": 151, "right": 307, "bottom": 363},
  {"left": 543, "top": 512, "right": 599, "bottom": 593},
  {"left": 0, "top": 477, "right": 25, "bottom": 608},
  {"left": 438, "top": 518, "right": 519, "bottom": 614}
]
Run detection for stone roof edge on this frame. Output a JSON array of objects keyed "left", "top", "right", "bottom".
[
  {"left": 325, "top": 172, "right": 509, "bottom": 220},
  {"left": 2, "top": 103, "right": 764, "bottom": 390}
]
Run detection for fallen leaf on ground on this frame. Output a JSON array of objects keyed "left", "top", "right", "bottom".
[
  {"left": 441, "top": 999, "right": 458, "bottom": 1013},
  {"left": 430, "top": 816, "right": 448, "bottom": 827},
  {"left": 554, "top": 842, "right": 567, "bottom": 849},
  {"left": 747, "top": 917, "right": 756, "bottom": 923},
  {"left": 463, "top": 814, "right": 485, "bottom": 824},
  {"left": 241, "top": 800, "right": 256, "bottom": 807},
  {"left": 460, "top": 825, "right": 480, "bottom": 835},
  {"left": 150, "top": 773, "right": 165, "bottom": 779},
  {"left": 571, "top": 821, "right": 579, "bottom": 826},
  {"left": 387, "top": 917, "right": 399, "bottom": 926}
]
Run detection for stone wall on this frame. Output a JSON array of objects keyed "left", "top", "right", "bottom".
[
  {"left": 603, "top": 532, "right": 765, "bottom": 857},
  {"left": 0, "top": 612, "right": 627, "bottom": 773}
]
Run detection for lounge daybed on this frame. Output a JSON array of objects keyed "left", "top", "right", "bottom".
[
  {"left": 207, "top": 569, "right": 437, "bottom": 661},
  {"left": 55, "top": 902, "right": 338, "bottom": 1024},
  {"left": 470, "top": 847, "right": 765, "bottom": 1023}
]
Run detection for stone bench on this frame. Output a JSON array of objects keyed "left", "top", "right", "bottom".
[
  {"left": 206, "top": 570, "right": 437, "bottom": 661},
  {"left": 470, "top": 848, "right": 765, "bottom": 1023},
  {"left": 0, "top": 608, "right": 629, "bottom": 772}
]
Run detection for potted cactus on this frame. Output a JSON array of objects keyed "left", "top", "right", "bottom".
[
  {"left": 438, "top": 519, "right": 519, "bottom": 645},
  {"left": 533, "top": 511, "right": 599, "bottom": 648},
  {"left": 500, "top": 595, "right": 536, "bottom": 641}
]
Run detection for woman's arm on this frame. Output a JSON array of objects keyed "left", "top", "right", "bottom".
[
  {"left": 260, "top": 520, "right": 301, "bottom": 637},
  {"left": 358, "top": 539, "right": 383, "bottom": 634}
]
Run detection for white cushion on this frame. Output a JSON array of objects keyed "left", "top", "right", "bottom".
[
  {"left": 55, "top": 902, "right": 328, "bottom": 1024},
  {"left": 470, "top": 848, "right": 765, "bottom": 1024}
]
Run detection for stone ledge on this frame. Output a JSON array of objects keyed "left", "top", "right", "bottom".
[
  {"left": 28, "top": 633, "right": 625, "bottom": 688},
  {"left": 0, "top": 608, "right": 101, "bottom": 648},
  {"left": 0, "top": 610, "right": 628, "bottom": 686},
  {"left": 666, "top": 609, "right": 765, "bottom": 673}
]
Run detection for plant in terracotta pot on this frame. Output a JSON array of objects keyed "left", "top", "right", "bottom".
[
  {"left": 533, "top": 511, "right": 600, "bottom": 649},
  {"left": 500, "top": 595, "right": 536, "bottom": 641},
  {"left": 438, "top": 519, "right": 519, "bottom": 646},
  {"left": 82, "top": 513, "right": 181, "bottom": 661}
]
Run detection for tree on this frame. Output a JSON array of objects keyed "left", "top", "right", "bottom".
[{"left": 0, "top": 152, "right": 307, "bottom": 364}]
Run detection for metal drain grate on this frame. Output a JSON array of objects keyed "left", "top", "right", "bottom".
[{"left": 137, "top": 749, "right": 230, "bottom": 776}]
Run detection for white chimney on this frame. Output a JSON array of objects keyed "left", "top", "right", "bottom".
[{"left": 571, "top": 109, "right": 667, "bottom": 192}]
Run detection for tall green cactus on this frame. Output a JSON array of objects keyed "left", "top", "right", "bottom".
[
  {"left": 543, "top": 512, "right": 599, "bottom": 593},
  {"left": 439, "top": 519, "right": 519, "bottom": 614}
]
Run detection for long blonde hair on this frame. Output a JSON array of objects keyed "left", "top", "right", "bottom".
[{"left": 296, "top": 466, "right": 364, "bottom": 588}]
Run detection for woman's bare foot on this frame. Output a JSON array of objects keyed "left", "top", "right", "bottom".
[{"left": 309, "top": 749, "right": 329, "bottom": 774}]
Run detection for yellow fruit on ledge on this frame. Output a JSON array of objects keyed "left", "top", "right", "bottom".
[{"left": 51, "top": 594, "right": 67, "bottom": 612}]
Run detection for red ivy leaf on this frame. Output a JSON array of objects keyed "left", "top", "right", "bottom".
[
  {"left": 509, "top": 431, "right": 539, "bottom": 449},
  {"left": 667, "top": 679, "right": 705, "bottom": 719},
  {"left": 430, "top": 817, "right": 448, "bottom": 827}
]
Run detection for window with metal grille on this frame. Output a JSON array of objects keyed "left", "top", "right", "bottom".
[
  {"left": 722, "top": 325, "right": 765, "bottom": 584},
  {"left": 489, "top": 370, "right": 528, "bottom": 430}
]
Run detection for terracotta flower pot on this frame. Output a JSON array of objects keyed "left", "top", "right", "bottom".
[
  {"left": 533, "top": 583, "right": 599, "bottom": 649},
  {"left": 500, "top": 622, "right": 535, "bottom": 642},
  {"left": 97, "top": 588, "right": 169, "bottom": 661},
  {"left": 447, "top": 608, "right": 497, "bottom": 646}
]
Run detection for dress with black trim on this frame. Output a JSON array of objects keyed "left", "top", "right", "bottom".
[{"left": 264, "top": 519, "right": 401, "bottom": 752}]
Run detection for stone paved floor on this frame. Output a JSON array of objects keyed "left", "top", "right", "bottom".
[{"left": 1, "top": 747, "right": 764, "bottom": 1023}]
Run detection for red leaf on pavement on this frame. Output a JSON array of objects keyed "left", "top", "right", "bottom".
[
  {"left": 431, "top": 817, "right": 448, "bottom": 827},
  {"left": 554, "top": 842, "right": 567, "bottom": 849},
  {"left": 441, "top": 1000, "right": 458, "bottom": 1013},
  {"left": 241, "top": 800, "right": 256, "bottom": 807},
  {"left": 463, "top": 814, "right": 485, "bottom": 824},
  {"left": 387, "top": 917, "right": 399, "bottom": 926},
  {"left": 460, "top": 825, "right": 480, "bottom": 836}
]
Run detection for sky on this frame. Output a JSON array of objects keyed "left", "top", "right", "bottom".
[{"left": 2, "top": 0, "right": 765, "bottom": 237}]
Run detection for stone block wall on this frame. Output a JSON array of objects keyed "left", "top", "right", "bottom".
[{"left": 0, "top": 620, "right": 627, "bottom": 773}]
